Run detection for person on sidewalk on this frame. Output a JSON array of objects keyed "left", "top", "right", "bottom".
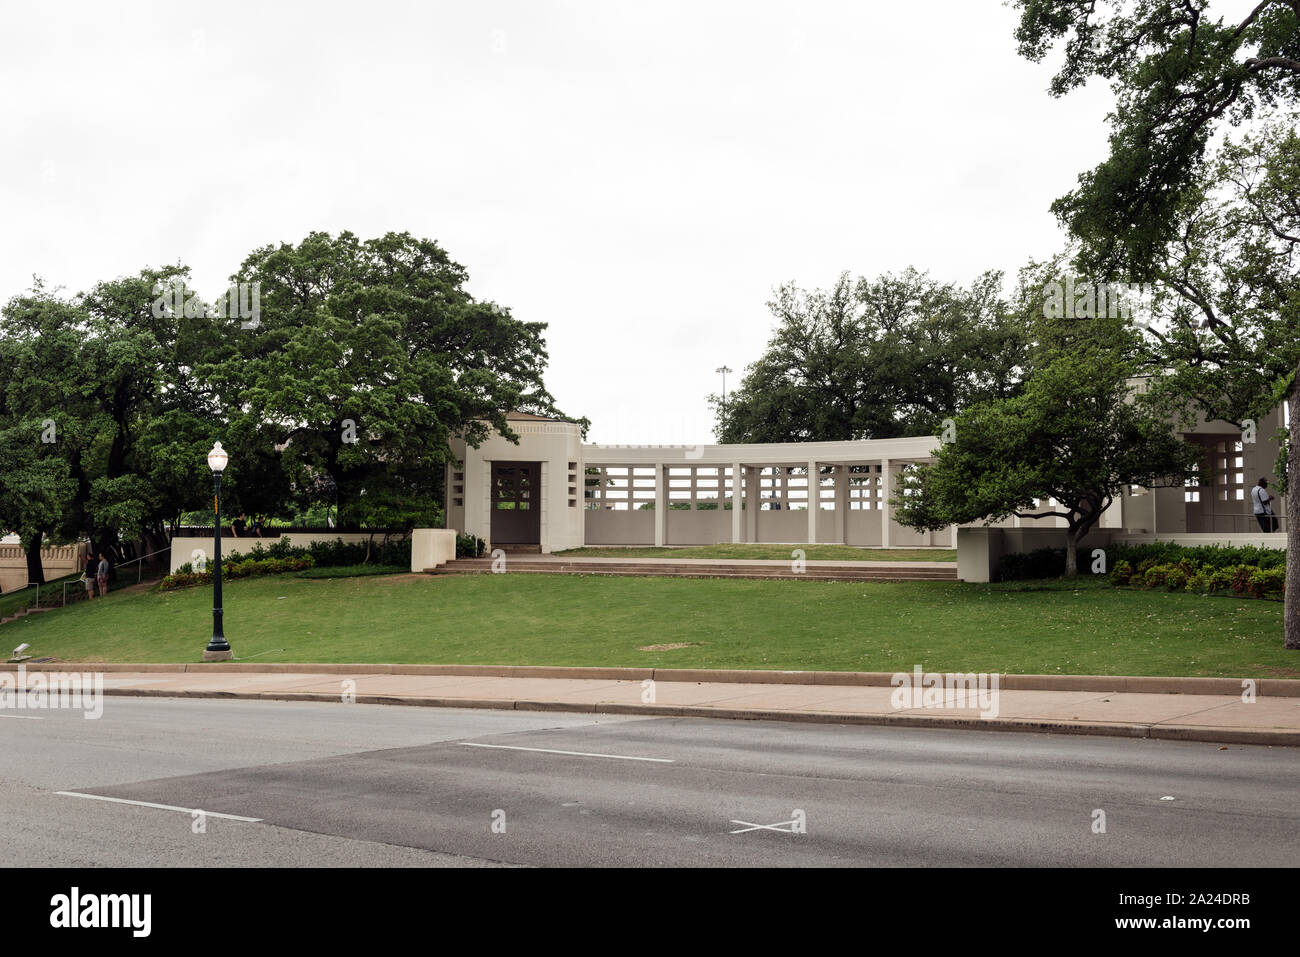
[
  {"left": 83, "top": 551, "right": 97, "bottom": 600},
  {"left": 232, "top": 513, "right": 248, "bottom": 538},
  {"left": 1252, "top": 478, "right": 1278, "bottom": 532},
  {"left": 96, "top": 553, "right": 110, "bottom": 597}
]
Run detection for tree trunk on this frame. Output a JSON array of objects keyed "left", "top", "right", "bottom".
[
  {"left": 23, "top": 531, "right": 45, "bottom": 587},
  {"left": 1285, "top": 376, "right": 1299, "bottom": 650},
  {"left": 1064, "top": 530, "right": 1079, "bottom": 577}
]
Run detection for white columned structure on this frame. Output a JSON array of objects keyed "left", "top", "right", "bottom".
[
  {"left": 807, "top": 460, "right": 818, "bottom": 544},
  {"left": 833, "top": 464, "right": 848, "bottom": 543},
  {"left": 731, "top": 462, "right": 743, "bottom": 543},
  {"left": 654, "top": 463, "right": 666, "bottom": 546},
  {"left": 745, "top": 466, "right": 759, "bottom": 541},
  {"left": 880, "top": 458, "right": 891, "bottom": 548}
]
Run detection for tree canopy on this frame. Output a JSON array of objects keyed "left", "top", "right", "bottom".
[{"left": 713, "top": 268, "right": 1028, "bottom": 442}]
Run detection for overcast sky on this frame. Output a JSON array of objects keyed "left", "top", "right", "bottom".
[{"left": 0, "top": 0, "right": 1141, "bottom": 444}]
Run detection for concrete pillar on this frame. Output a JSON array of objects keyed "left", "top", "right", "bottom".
[
  {"left": 654, "top": 463, "right": 666, "bottom": 546},
  {"left": 833, "top": 465, "right": 848, "bottom": 543},
  {"left": 745, "top": 466, "right": 759, "bottom": 542},
  {"left": 807, "top": 460, "right": 818, "bottom": 544},
  {"left": 1150, "top": 487, "right": 1157, "bottom": 535},
  {"left": 731, "top": 462, "right": 743, "bottom": 543},
  {"left": 880, "top": 458, "right": 891, "bottom": 548}
]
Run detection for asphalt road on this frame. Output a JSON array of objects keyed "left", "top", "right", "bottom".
[{"left": 3, "top": 697, "right": 1299, "bottom": 867}]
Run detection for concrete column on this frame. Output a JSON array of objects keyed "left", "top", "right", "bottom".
[
  {"left": 880, "top": 458, "right": 891, "bottom": 548},
  {"left": 1151, "top": 487, "right": 1158, "bottom": 535},
  {"left": 833, "top": 465, "right": 848, "bottom": 543},
  {"left": 654, "top": 463, "right": 666, "bottom": 546},
  {"left": 951, "top": 523, "right": 958, "bottom": 547},
  {"left": 731, "top": 462, "right": 743, "bottom": 543},
  {"left": 745, "top": 466, "right": 759, "bottom": 542},
  {"left": 807, "top": 460, "right": 818, "bottom": 544}
]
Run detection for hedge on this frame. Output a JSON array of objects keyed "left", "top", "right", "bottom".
[{"left": 162, "top": 535, "right": 412, "bottom": 590}]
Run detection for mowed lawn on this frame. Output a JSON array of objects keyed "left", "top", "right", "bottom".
[
  {"left": 2, "top": 572, "right": 1294, "bottom": 678},
  {"left": 555, "top": 544, "right": 955, "bottom": 561}
]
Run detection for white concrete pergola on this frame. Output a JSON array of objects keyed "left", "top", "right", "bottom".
[{"left": 583, "top": 435, "right": 946, "bottom": 547}]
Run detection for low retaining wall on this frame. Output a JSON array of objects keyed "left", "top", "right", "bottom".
[
  {"left": 0, "top": 543, "right": 85, "bottom": 594},
  {"left": 957, "top": 527, "right": 1113, "bottom": 583},
  {"left": 411, "top": 529, "right": 457, "bottom": 571},
  {"left": 169, "top": 532, "right": 403, "bottom": 573}
]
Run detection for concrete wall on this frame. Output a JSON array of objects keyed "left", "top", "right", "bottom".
[
  {"left": 411, "top": 529, "right": 457, "bottom": 572},
  {"left": 583, "top": 509, "right": 654, "bottom": 545},
  {"left": 956, "top": 527, "right": 1113, "bottom": 583},
  {"left": 0, "top": 543, "right": 85, "bottom": 594},
  {"left": 169, "top": 532, "right": 395, "bottom": 574},
  {"left": 448, "top": 420, "right": 584, "bottom": 554}
]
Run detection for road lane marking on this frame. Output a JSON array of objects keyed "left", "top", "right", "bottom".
[
  {"left": 730, "top": 818, "right": 800, "bottom": 834},
  {"left": 460, "top": 742, "right": 673, "bottom": 763},
  {"left": 0, "top": 714, "right": 43, "bottom": 720},
  {"left": 55, "top": 791, "right": 263, "bottom": 822}
]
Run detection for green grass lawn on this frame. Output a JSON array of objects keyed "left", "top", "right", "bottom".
[
  {"left": 2, "top": 572, "right": 1294, "bottom": 678},
  {"left": 554, "top": 544, "right": 955, "bottom": 561}
]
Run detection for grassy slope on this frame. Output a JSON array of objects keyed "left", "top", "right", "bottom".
[
  {"left": 553, "top": 544, "right": 956, "bottom": 561},
  {"left": 3, "top": 572, "right": 1293, "bottom": 678}
]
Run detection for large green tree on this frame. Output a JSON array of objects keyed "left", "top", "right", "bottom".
[
  {"left": 896, "top": 318, "right": 1198, "bottom": 576},
  {"left": 1013, "top": 0, "right": 1299, "bottom": 272},
  {"left": 1014, "top": 2, "right": 1300, "bottom": 645},
  {"left": 715, "top": 269, "right": 1028, "bottom": 442},
  {"left": 0, "top": 268, "right": 217, "bottom": 577},
  {"left": 205, "top": 231, "right": 574, "bottom": 529}
]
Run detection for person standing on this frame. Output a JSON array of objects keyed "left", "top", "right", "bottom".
[
  {"left": 232, "top": 513, "right": 248, "bottom": 537},
  {"left": 1252, "top": 478, "right": 1278, "bottom": 532},
  {"left": 96, "top": 552, "right": 110, "bottom": 597},
  {"left": 83, "top": 549, "right": 98, "bottom": 600}
]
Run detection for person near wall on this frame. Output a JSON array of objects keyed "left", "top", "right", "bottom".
[
  {"left": 1252, "top": 478, "right": 1279, "bottom": 532},
  {"left": 232, "top": 513, "right": 248, "bottom": 537},
  {"left": 95, "top": 553, "right": 110, "bottom": 597},
  {"left": 83, "top": 550, "right": 97, "bottom": 600}
]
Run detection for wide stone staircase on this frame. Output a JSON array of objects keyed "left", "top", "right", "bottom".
[{"left": 434, "top": 557, "right": 956, "bottom": 583}]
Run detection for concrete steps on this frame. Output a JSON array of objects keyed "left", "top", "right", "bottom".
[
  {"left": 435, "top": 559, "right": 956, "bottom": 583},
  {"left": 0, "top": 606, "right": 56, "bottom": 626}
]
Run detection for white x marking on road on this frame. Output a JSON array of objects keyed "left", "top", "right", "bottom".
[{"left": 729, "top": 818, "right": 800, "bottom": 834}]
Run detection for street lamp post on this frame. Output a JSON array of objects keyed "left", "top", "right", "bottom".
[
  {"left": 203, "top": 441, "right": 232, "bottom": 662},
  {"left": 715, "top": 365, "right": 733, "bottom": 421}
]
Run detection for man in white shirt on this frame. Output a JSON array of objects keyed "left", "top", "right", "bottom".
[{"left": 1252, "top": 478, "right": 1278, "bottom": 532}]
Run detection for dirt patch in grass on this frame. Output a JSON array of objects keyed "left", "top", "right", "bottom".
[{"left": 638, "top": 642, "right": 704, "bottom": 652}]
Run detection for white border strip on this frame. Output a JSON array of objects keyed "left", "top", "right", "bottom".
[
  {"left": 460, "top": 742, "right": 673, "bottom": 763},
  {"left": 56, "top": 790, "right": 263, "bottom": 822}
]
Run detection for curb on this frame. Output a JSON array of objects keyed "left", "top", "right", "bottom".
[
  {"left": 91, "top": 687, "right": 1300, "bottom": 747},
  {"left": 5, "top": 661, "right": 1298, "bottom": 697}
]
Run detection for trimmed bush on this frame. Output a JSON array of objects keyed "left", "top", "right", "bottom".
[
  {"left": 160, "top": 554, "right": 315, "bottom": 590},
  {"left": 1109, "top": 542, "right": 1285, "bottom": 570},
  {"left": 996, "top": 547, "right": 1067, "bottom": 581},
  {"left": 1110, "top": 560, "right": 1135, "bottom": 586},
  {"left": 456, "top": 534, "right": 486, "bottom": 558}
]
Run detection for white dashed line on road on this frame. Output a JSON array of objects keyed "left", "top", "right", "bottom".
[{"left": 460, "top": 742, "right": 674, "bottom": 763}]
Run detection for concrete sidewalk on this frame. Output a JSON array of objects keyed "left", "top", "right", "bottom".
[{"left": 5, "top": 664, "right": 1299, "bottom": 747}]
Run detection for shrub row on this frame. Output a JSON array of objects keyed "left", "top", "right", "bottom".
[
  {"left": 1111, "top": 559, "right": 1285, "bottom": 600},
  {"left": 161, "top": 555, "right": 315, "bottom": 590},
  {"left": 996, "top": 548, "right": 1068, "bottom": 581},
  {"left": 1108, "top": 541, "right": 1286, "bottom": 571},
  {"left": 996, "top": 542, "right": 1285, "bottom": 583},
  {"left": 161, "top": 535, "right": 412, "bottom": 589},
  {"left": 456, "top": 534, "right": 486, "bottom": 558}
]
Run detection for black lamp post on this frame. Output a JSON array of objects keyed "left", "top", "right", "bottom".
[{"left": 203, "top": 441, "right": 233, "bottom": 662}]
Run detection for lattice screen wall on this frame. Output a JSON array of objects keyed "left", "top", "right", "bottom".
[{"left": 584, "top": 464, "right": 903, "bottom": 511}]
